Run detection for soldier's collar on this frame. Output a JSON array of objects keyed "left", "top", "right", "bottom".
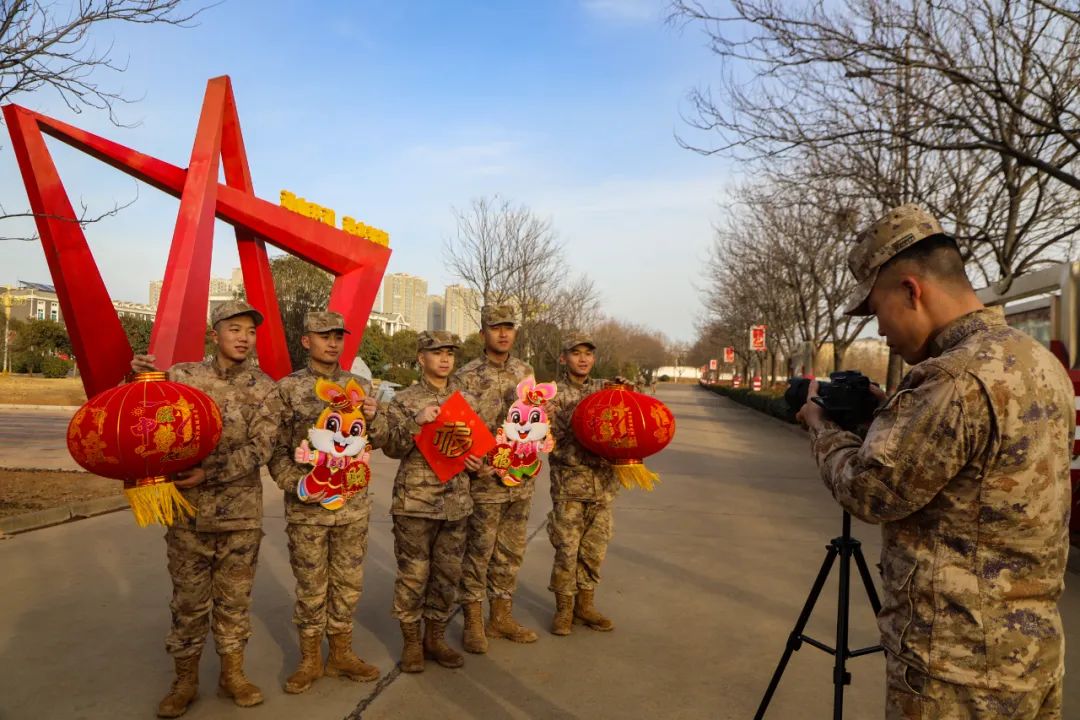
[
  {"left": 559, "top": 370, "right": 590, "bottom": 387},
  {"left": 208, "top": 357, "right": 249, "bottom": 380},
  {"left": 481, "top": 350, "right": 513, "bottom": 369},
  {"left": 419, "top": 375, "right": 452, "bottom": 395},
  {"left": 929, "top": 306, "right": 1007, "bottom": 357},
  {"left": 306, "top": 360, "right": 343, "bottom": 380}
]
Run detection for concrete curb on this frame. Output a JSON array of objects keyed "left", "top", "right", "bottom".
[
  {"left": 0, "top": 403, "right": 81, "bottom": 412},
  {"left": 0, "top": 494, "right": 127, "bottom": 535}
]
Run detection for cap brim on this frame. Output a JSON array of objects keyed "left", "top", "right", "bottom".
[
  {"left": 563, "top": 342, "right": 596, "bottom": 352},
  {"left": 842, "top": 270, "right": 879, "bottom": 316},
  {"left": 308, "top": 326, "right": 351, "bottom": 334},
  {"left": 422, "top": 343, "right": 460, "bottom": 351},
  {"left": 219, "top": 309, "right": 264, "bottom": 327}
]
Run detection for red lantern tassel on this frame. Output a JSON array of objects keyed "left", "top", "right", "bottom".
[
  {"left": 612, "top": 459, "right": 659, "bottom": 491},
  {"left": 123, "top": 476, "right": 195, "bottom": 527}
]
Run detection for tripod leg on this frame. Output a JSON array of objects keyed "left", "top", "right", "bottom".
[
  {"left": 852, "top": 543, "right": 883, "bottom": 614},
  {"left": 753, "top": 544, "right": 839, "bottom": 720},
  {"left": 833, "top": 538, "right": 853, "bottom": 720}
]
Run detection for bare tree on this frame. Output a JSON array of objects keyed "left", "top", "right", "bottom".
[
  {"left": 672, "top": 0, "right": 1080, "bottom": 289},
  {"left": 1, "top": 0, "right": 206, "bottom": 241},
  {"left": 444, "top": 194, "right": 602, "bottom": 371}
]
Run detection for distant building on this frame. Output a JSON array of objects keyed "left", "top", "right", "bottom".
[
  {"left": 383, "top": 273, "right": 428, "bottom": 332},
  {"left": 427, "top": 295, "right": 445, "bottom": 331},
  {"left": 369, "top": 311, "right": 409, "bottom": 336},
  {"left": 112, "top": 301, "right": 156, "bottom": 321},
  {"left": 444, "top": 284, "right": 481, "bottom": 339},
  {"left": 5, "top": 281, "right": 61, "bottom": 324}
]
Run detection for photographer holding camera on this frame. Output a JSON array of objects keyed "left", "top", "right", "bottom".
[{"left": 796, "top": 205, "right": 1074, "bottom": 720}]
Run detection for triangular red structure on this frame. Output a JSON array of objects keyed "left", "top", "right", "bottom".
[{"left": 3, "top": 75, "right": 390, "bottom": 397}]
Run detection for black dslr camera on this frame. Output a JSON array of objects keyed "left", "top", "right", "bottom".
[{"left": 784, "top": 371, "right": 880, "bottom": 432}]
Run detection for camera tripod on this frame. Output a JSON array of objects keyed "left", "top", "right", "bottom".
[{"left": 754, "top": 512, "right": 883, "bottom": 720}]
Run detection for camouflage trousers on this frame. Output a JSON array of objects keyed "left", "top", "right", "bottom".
[
  {"left": 392, "top": 515, "right": 468, "bottom": 623},
  {"left": 459, "top": 498, "right": 532, "bottom": 603},
  {"left": 886, "top": 653, "right": 1063, "bottom": 720},
  {"left": 164, "top": 527, "right": 262, "bottom": 658},
  {"left": 546, "top": 500, "right": 613, "bottom": 595},
  {"left": 286, "top": 514, "right": 370, "bottom": 637}
]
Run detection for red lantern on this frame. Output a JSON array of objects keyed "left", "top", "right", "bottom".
[
  {"left": 67, "top": 372, "right": 223, "bottom": 526},
  {"left": 571, "top": 384, "right": 676, "bottom": 490}
]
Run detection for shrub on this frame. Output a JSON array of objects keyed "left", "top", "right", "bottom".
[
  {"left": 382, "top": 366, "right": 419, "bottom": 387},
  {"left": 700, "top": 382, "right": 796, "bottom": 424},
  {"left": 659, "top": 374, "right": 671, "bottom": 382},
  {"left": 41, "top": 355, "right": 74, "bottom": 378}
]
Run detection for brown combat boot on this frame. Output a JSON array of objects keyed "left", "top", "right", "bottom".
[
  {"left": 573, "top": 588, "right": 614, "bottom": 631},
  {"left": 486, "top": 597, "right": 539, "bottom": 643},
  {"left": 423, "top": 619, "right": 465, "bottom": 668},
  {"left": 461, "top": 601, "right": 488, "bottom": 654},
  {"left": 217, "top": 650, "right": 264, "bottom": 707},
  {"left": 156, "top": 654, "right": 199, "bottom": 718},
  {"left": 399, "top": 621, "right": 424, "bottom": 673},
  {"left": 551, "top": 593, "right": 574, "bottom": 636},
  {"left": 284, "top": 632, "right": 323, "bottom": 694},
  {"left": 326, "top": 630, "right": 380, "bottom": 682}
]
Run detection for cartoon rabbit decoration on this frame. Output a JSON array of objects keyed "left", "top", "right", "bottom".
[
  {"left": 487, "top": 376, "right": 557, "bottom": 487},
  {"left": 294, "top": 377, "right": 373, "bottom": 510}
]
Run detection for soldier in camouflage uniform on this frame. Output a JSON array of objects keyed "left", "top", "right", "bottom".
[
  {"left": 796, "top": 205, "right": 1074, "bottom": 720},
  {"left": 454, "top": 304, "right": 538, "bottom": 651},
  {"left": 545, "top": 333, "right": 620, "bottom": 635},
  {"left": 132, "top": 300, "right": 283, "bottom": 718},
  {"left": 268, "top": 311, "right": 389, "bottom": 693},
  {"left": 383, "top": 330, "right": 483, "bottom": 673}
]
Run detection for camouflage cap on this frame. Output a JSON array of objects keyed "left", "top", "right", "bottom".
[
  {"left": 481, "top": 304, "right": 517, "bottom": 328},
  {"left": 562, "top": 331, "right": 596, "bottom": 352},
  {"left": 844, "top": 203, "right": 947, "bottom": 316},
  {"left": 304, "top": 310, "right": 350, "bottom": 334},
  {"left": 417, "top": 330, "right": 461, "bottom": 352},
  {"left": 210, "top": 299, "right": 264, "bottom": 328}
]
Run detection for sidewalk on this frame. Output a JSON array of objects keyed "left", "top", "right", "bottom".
[{"left": 0, "top": 385, "right": 1076, "bottom": 719}]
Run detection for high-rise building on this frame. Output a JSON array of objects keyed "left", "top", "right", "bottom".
[
  {"left": 149, "top": 280, "right": 163, "bottom": 308},
  {"left": 444, "top": 284, "right": 481, "bottom": 339},
  {"left": 427, "top": 295, "right": 445, "bottom": 332},
  {"left": 383, "top": 273, "right": 428, "bottom": 332}
]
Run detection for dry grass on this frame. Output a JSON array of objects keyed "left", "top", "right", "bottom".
[
  {"left": 0, "top": 468, "right": 120, "bottom": 518},
  {"left": 0, "top": 375, "right": 87, "bottom": 406}
]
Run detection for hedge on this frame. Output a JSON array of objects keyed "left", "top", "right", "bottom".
[{"left": 700, "top": 382, "right": 797, "bottom": 424}]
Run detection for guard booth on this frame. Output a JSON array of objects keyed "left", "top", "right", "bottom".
[{"left": 975, "top": 262, "right": 1080, "bottom": 537}]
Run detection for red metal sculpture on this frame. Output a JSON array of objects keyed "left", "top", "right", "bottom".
[{"left": 2, "top": 76, "right": 391, "bottom": 398}]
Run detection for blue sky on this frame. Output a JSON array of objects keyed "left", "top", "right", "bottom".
[{"left": 1, "top": 0, "right": 729, "bottom": 342}]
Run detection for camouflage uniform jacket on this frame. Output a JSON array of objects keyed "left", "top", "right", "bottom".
[
  {"left": 547, "top": 373, "right": 619, "bottom": 504},
  {"left": 168, "top": 359, "right": 283, "bottom": 533},
  {"left": 383, "top": 377, "right": 475, "bottom": 521},
  {"left": 454, "top": 353, "right": 534, "bottom": 503},
  {"left": 809, "top": 308, "right": 1074, "bottom": 691},
  {"left": 269, "top": 362, "right": 389, "bottom": 526}
]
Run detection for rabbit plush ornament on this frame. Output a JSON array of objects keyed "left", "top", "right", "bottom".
[
  {"left": 294, "top": 377, "right": 373, "bottom": 510},
  {"left": 487, "top": 376, "right": 556, "bottom": 487}
]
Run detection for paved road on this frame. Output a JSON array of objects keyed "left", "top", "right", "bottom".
[
  {"left": 0, "top": 406, "right": 82, "bottom": 470},
  {"left": 0, "top": 385, "right": 1077, "bottom": 719}
]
